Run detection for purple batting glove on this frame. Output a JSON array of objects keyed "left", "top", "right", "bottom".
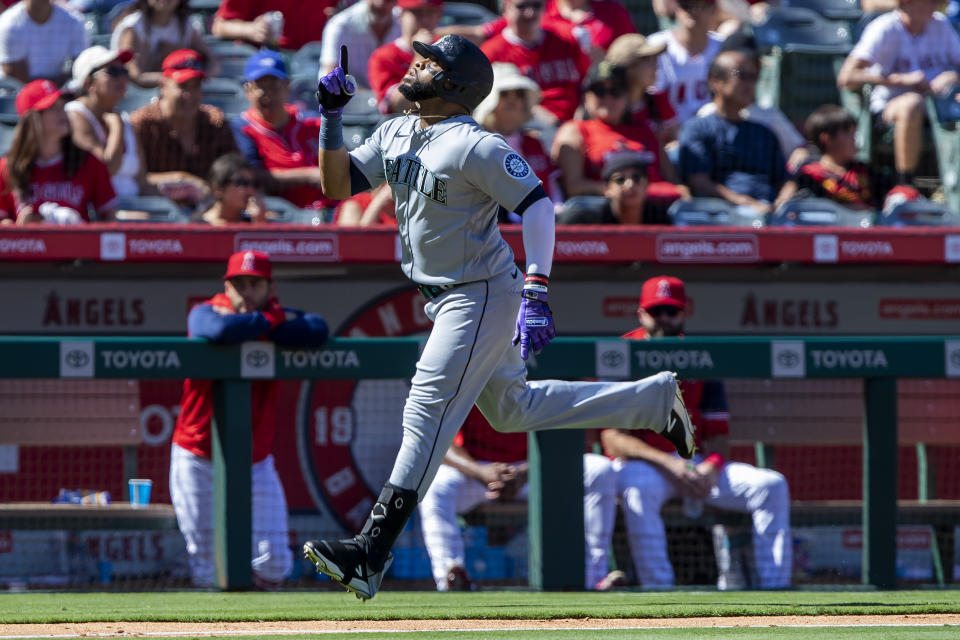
[
  {"left": 317, "top": 44, "right": 357, "bottom": 117},
  {"left": 511, "top": 274, "right": 556, "bottom": 360}
]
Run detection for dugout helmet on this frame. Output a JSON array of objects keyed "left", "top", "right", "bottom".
[{"left": 412, "top": 35, "right": 494, "bottom": 112}]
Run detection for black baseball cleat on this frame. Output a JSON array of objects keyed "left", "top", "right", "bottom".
[
  {"left": 303, "top": 535, "right": 393, "bottom": 601},
  {"left": 661, "top": 373, "right": 696, "bottom": 459}
]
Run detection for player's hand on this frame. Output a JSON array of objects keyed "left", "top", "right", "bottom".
[
  {"left": 317, "top": 45, "right": 357, "bottom": 117},
  {"left": 666, "top": 457, "right": 711, "bottom": 499},
  {"left": 512, "top": 274, "right": 555, "bottom": 360}
]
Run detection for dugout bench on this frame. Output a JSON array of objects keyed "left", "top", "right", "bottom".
[{"left": 0, "top": 379, "right": 177, "bottom": 532}]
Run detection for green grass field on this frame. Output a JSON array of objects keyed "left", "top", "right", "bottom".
[{"left": 1, "top": 590, "right": 958, "bottom": 639}]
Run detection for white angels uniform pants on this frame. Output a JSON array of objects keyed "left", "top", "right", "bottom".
[
  {"left": 614, "top": 455, "right": 791, "bottom": 589},
  {"left": 388, "top": 268, "right": 676, "bottom": 500},
  {"left": 419, "top": 453, "right": 617, "bottom": 590},
  {"left": 169, "top": 444, "right": 292, "bottom": 587}
]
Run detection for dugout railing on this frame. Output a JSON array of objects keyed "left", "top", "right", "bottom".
[{"left": 2, "top": 335, "right": 959, "bottom": 590}]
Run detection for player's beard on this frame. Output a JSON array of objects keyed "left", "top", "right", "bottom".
[{"left": 398, "top": 79, "right": 438, "bottom": 103}]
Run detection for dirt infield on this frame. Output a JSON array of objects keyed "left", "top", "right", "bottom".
[{"left": 2, "top": 615, "right": 959, "bottom": 637}]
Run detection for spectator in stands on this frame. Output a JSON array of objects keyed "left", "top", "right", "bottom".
[
  {"left": 0, "top": 0, "right": 89, "bottom": 84},
  {"left": 232, "top": 50, "right": 333, "bottom": 210},
  {"left": 473, "top": 62, "right": 561, "bottom": 210},
  {"left": 551, "top": 61, "right": 678, "bottom": 202},
  {"left": 795, "top": 105, "right": 878, "bottom": 209},
  {"left": 172, "top": 250, "right": 328, "bottom": 588},
  {"left": 65, "top": 46, "right": 151, "bottom": 198},
  {"left": 419, "top": 407, "right": 623, "bottom": 591},
  {"left": 319, "top": 0, "right": 402, "bottom": 89},
  {"left": 111, "top": 0, "right": 218, "bottom": 88},
  {"left": 695, "top": 37, "right": 808, "bottom": 171},
  {"left": 647, "top": 0, "right": 725, "bottom": 124},
  {"left": 605, "top": 33, "right": 679, "bottom": 146},
  {"left": 678, "top": 50, "right": 795, "bottom": 214},
  {"left": 481, "top": 0, "right": 591, "bottom": 125},
  {"left": 557, "top": 150, "right": 658, "bottom": 224},
  {"left": 837, "top": 0, "right": 960, "bottom": 186},
  {"left": 212, "top": 0, "right": 338, "bottom": 51},
  {"left": 543, "top": 0, "right": 637, "bottom": 62},
  {"left": 368, "top": 0, "right": 444, "bottom": 115},
  {"left": 195, "top": 152, "right": 270, "bottom": 224},
  {"left": 602, "top": 275, "right": 791, "bottom": 590},
  {"left": 0, "top": 79, "right": 117, "bottom": 224},
  {"left": 131, "top": 49, "right": 238, "bottom": 209}
]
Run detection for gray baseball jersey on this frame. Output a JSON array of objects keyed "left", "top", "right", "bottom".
[{"left": 349, "top": 115, "right": 542, "bottom": 285}]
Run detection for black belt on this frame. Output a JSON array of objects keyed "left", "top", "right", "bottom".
[{"left": 417, "top": 282, "right": 464, "bottom": 300}]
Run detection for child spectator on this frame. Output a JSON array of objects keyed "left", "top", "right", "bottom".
[
  {"left": 0, "top": 79, "right": 117, "bottom": 224},
  {"left": 194, "top": 152, "right": 270, "bottom": 224},
  {"left": 796, "top": 105, "right": 877, "bottom": 210},
  {"left": 112, "top": 0, "right": 219, "bottom": 88}
]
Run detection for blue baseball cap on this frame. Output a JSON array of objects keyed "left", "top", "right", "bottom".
[{"left": 244, "top": 50, "right": 288, "bottom": 82}]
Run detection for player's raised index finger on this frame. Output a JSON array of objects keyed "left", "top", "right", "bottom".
[{"left": 339, "top": 45, "right": 348, "bottom": 74}]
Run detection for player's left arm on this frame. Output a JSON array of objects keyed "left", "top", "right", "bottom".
[
  {"left": 268, "top": 309, "right": 330, "bottom": 347},
  {"left": 696, "top": 380, "right": 731, "bottom": 480}
]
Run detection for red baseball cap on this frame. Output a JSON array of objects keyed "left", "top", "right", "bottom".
[
  {"left": 224, "top": 250, "right": 272, "bottom": 280},
  {"left": 15, "top": 79, "right": 63, "bottom": 116},
  {"left": 398, "top": 0, "right": 443, "bottom": 8},
  {"left": 639, "top": 276, "right": 686, "bottom": 310},
  {"left": 162, "top": 49, "right": 206, "bottom": 83}
]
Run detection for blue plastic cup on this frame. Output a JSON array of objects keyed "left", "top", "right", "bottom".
[{"left": 128, "top": 478, "right": 152, "bottom": 508}]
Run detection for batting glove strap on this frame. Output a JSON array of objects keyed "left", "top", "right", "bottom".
[{"left": 521, "top": 273, "right": 549, "bottom": 303}]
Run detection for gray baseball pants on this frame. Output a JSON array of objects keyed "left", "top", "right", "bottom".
[{"left": 388, "top": 268, "right": 676, "bottom": 499}]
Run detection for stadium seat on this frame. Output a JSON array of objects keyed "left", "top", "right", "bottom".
[
  {"left": 924, "top": 92, "right": 960, "bottom": 215},
  {"left": 770, "top": 197, "right": 875, "bottom": 227},
  {"left": 754, "top": 8, "right": 853, "bottom": 128},
  {"left": 114, "top": 195, "right": 189, "bottom": 222},
  {"left": 440, "top": 2, "right": 498, "bottom": 27},
  {"left": 0, "top": 124, "right": 15, "bottom": 155},
  {"left": 667, "top": 198, "right": 764, "bottom": 227},
  {"left": 187, "top": 0, "right": 221, "bottom": 15},
  {"left": 877, "top": 198, "right": 960, "bottom": 226},
  {"left": 116, "top": 85, "right": 158, "bottom": 114},
  {"left": 207, "top": 41, "right": 258, "bottom": 79},
  {"left": 557, "top": 195, "right": 608, "bottom": 224},
  {"left": 0, "top": 77, "right": 23, "bottom": 126},
  {"left": 289, "top": 75, "right": 321, "bottom": 115},
  {"left": 260, "top": 196, "right": 306, "bottom": 223},
  {"left": 788, "top": 0, "right": 862, "bottom": 28},
  {"left": 201, "top": 77, "right": 247, "bottom": 118},
  {"left": 290, "top": 42, "right": 324, "bottom": 79}
]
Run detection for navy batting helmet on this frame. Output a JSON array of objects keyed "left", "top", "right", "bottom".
[{"left": 412, "top": 35, "right": 494, "bottom": 112}]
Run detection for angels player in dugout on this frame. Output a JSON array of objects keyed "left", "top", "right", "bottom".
[
  {"left": 302, "top": 35, "right": 695, "bottom": 600},
  {"left": 171, "top": 250, "right": 329, "bottom": 588},
  {"left": 601, "top": 275, "right": 792, "bottom": 590}
]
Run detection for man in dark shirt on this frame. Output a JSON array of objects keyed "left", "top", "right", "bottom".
[
  {"left": 678, "top": 50, "right": 796, "bottom": 215},
  {"left": 130, "top": 49, "right": 238, "bottom": 207}
]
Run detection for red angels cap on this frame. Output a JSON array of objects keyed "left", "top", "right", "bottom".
[
  {"left": 882, "top": 184, "right": 921, "bottom": 215},
  {"left": 224, "top": 250, "right": 272, "bottom": 280},
  {"left": 15, "top": 79, "right": 63, "bottom": 116},
  {"left": 398, "top": 0, "right": 443, "bottom": 8},
  {"left": 639, "top": 276, "right": 686, "bottom": 310},
  {"left": 162, "top": 49, "right": 206, "bottom": 83}
]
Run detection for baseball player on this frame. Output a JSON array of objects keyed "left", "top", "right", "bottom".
[
  {"left": 601, "top": 276, "right": 791, "bottom": 589},
  {"left": 171, "top": 250, "right": 329, "bottom": 588},
  {"left": 419, "top": 408, "right": 619, "bottom": 591},
  {"left": 303, "top": 36, "right": 695, "bottom": 601}
]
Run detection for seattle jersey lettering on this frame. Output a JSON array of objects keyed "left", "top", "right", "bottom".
[{"left": 385, "top": 156, "right": 447, "bottom": 204}]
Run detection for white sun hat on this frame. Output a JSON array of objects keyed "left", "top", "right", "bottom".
[{"left": 473, "top": 62, "right": 542, "bottom": 128}]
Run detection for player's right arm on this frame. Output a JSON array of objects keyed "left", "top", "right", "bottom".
[{"left": 317, "top": 45, "right": 374, "bottom": 199}]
